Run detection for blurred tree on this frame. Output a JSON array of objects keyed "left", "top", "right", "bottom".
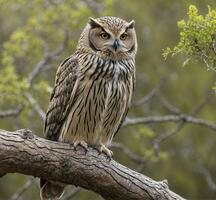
[{"left": 0, "top": 0, "right": 216, "bottom": 200}]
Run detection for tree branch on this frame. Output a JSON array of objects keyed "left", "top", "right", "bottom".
[
  {"left": 27, "top": 29, "right": 69, "bottom": 84},
  {"left": 132, "top": 78, "right": 164, "bottom": 107},
  {"left": 110, "top": 142, "right": 146, "bottom": 165},
  {"left": 196, "top": 162, "right": 216, "bottom": 192},
  {"left": 0, "top": 129, "right": 185, "bottom": 200},
  {"left": 0, "top": 105, "right": 23, "bottom": 118},
  {"left": 124, "top": 114, "right": 216, "bottom": 131},
  {"left": 25, "top": 93, "right": 46, "bottom": 122}
]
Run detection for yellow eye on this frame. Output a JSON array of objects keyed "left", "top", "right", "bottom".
[
  {"left": 100, "top": 32, "right": 110, "bottom": 40},
  {"left": 120, "top": 33, "right": 128, "bottom": 40}
]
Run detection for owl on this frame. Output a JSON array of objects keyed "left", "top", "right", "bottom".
[{"left": 40, "top": 16, "right": 137, "bottom": 200}]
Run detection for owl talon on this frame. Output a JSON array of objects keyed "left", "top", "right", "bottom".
[
  {"left": 73, "top": 140, "right": 88, "bottom": 151},
  {"left": 97, "top": 144, "right": 113, "bottom": 158}
]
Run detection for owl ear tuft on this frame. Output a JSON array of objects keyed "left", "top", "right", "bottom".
[
  {"left": 89, "top": 17, "right": 102, "bottom": 28},
  {"left": 127, "top": 20, "right": 135, "bottom": 29}
]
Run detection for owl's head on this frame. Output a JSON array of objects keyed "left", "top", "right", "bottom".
[{"left": 78, "top": 16, "right": 137, "bottom": 60}]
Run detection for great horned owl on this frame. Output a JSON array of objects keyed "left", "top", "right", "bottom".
[{"left": 40, "top": 16, "right": 137, "bottom": 200}]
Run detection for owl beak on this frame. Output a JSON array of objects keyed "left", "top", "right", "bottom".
[{"left": 113, "top": 40, "right": 120, "bottom": 51}]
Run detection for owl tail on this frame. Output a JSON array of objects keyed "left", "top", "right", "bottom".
[{"left": 40, "top": 179, "right": 65, "bottom": 200}]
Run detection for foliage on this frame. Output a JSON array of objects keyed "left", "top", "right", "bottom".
[
  {"left": 0, "top": 66, "right": 29, "bottom": 106},
  {"left": 163, "top": 5, "right": 216, "bottom": 71}
]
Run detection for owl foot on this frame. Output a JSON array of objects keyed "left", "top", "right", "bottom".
[
  {"left": 97, "top": 144, "right": 113, "bottom": 158},
  {"left": 73, "top": 140, "right": 88, "bottom": 151}
]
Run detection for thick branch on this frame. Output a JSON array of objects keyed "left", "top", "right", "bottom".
[{"left": 0, "top": 129, "right": 185, "bottom": 200}]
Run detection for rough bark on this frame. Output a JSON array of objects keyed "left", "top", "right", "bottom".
[{"left": 0, "top": 129, "right": 185, "bottom": 200}]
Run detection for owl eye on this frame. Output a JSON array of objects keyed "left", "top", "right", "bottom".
[
  {"left": 100, "top": 32, "right": 110, "bottom": 40},
  {"left": 120, "top": 33, "right": 128, "bottom": 40}
]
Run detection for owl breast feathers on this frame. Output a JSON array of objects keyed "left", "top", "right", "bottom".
[{"left": 40, "top": 16, "right": 137, "bottom": 200}]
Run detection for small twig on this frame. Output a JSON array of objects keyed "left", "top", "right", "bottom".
[
  {"left": 110, "top": 142, "right": 145, "bottom": 164},
  {"left": 28, "top": 29, "right": 69, "bottom": 84},
  {"left": 63, "top": 187, "right": 81, "bottom": 200},
  {"left": 25, "top": 93, "right": 46, "bottom": 122},
  {"left": 28, "top": 54, "right": 51, "bottom": 84},
  {"left": 132, "top": 78, "right": 164, "bottom": 106},
  {"left": 133, "top": 87, "right": 160, "bottom": 106},
  {"left": 10, "top": 177, "right": 34, "bottom": 200},
  {"left": 159, "top": 94, "right": 180, "bottom": 114},
  {"left": 196, "top": 163, "right": 216, "bottom": 191},
  {"left": 191, "top": 92, "right": 212, "bottom": 115},
  {"left": 152, "top": 122, "right": 184, "bottom": 155},
  {"left": 0, "top": 105, "right": 23, "bottom": 118}
]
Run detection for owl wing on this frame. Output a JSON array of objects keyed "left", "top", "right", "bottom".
[
  {"left": 44, "top": 55, "right": 79, "bottom": 141},
  {"left": 114, "top": 71, "right": 136, "bottom": 136}
]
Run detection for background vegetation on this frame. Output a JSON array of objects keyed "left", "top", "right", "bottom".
[{"left": 0, "top": 0, "right": 216, "bottom": 199}]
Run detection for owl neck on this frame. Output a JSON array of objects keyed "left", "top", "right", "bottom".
[{"left": 75, "top": 51, "right": 135, "bottom": 81}]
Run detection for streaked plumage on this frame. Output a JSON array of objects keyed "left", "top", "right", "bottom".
[{"left": 40, "top": 16, "right": 137, "bottom": 200}]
